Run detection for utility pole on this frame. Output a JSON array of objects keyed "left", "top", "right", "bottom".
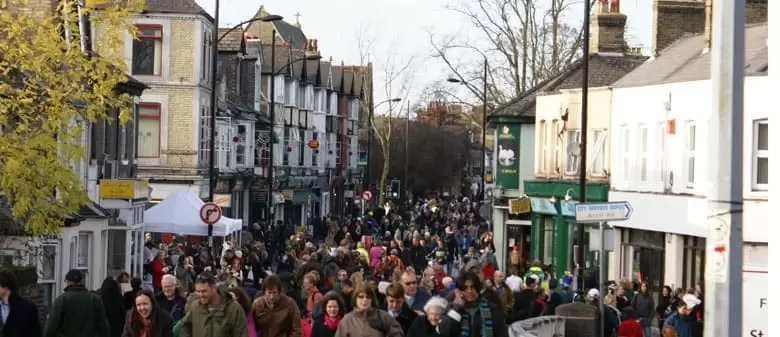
[
  {"left": 577, "top": 0, "right": 591, "bottom": 292},
  {"left": 206, "top": 0, "right": 220, "bottom": 248},
  {"left": 704, "top": 0, "right": 744, "bottom": 336},
  {"left": 266, "top": 31, "right": 277, "bottom": 223}
]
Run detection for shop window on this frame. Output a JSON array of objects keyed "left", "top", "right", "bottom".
[{"left": 682, "top": 236, "right": 705, "bottom": 291}]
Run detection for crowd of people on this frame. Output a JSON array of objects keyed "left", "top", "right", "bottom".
[{"left": 0, "top": 196, "right": 705, "bottom": 337}]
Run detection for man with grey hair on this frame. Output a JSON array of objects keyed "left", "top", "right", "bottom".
[{"left": 157, "top": 274, "right": 186, "bottom": 320}]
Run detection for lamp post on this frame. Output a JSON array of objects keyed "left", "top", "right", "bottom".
[
  {"left": 365, "top": 97, "right": 402, "bottom": 193},
  {"left": 447, "top": 57, "right": 488, "bottom": 201},
  {"left": 265, "top": 44, "right": 321, "bottom": 223},
  {"left": 208, "top": 9, "right": 283, "bottom": 203}
]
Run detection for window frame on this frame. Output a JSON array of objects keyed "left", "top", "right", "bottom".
[
  {"left": 621, "top": 125, "right": 630, "bottom": 181},
  {"left": 552, "top": 120, "right": 562, "bottom": 173},
  {"left": 538, "top": 120, "right": 548, "bottom": 174},
  {"left": 656, "top": 122, "right": 667, "bottom": 182},
  {"left": 589, "top": 128, "right": 608, "bottom": 176},
  {"left": 638, "top": 124, "right": 648, "bottom": 182},
  {"left": 752, "top": 119, "right": 768, "bottom": 190},
  {"left": 564, "top": 129, "right": 581, "bottom": 176},
  {"left": 198, "top": 103, "right": 211, "bottom": 166},
  {"left": 132, "top": 24, "right": 163, "bottom": 76},
  {"left": 137, "top": 102, "right": 161, "bottom": 158},
  {"left": 684, "top": 121, "right": 696, "bottom": 188}
]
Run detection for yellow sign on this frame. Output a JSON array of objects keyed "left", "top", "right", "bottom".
[
  {"left": 508, "top": 197, "right": 531, "bottom": 214},
  {"left": 214, "top": 194, "right": 232, "bottom": 207},
  {"left": 485, "top": 173, "right": 494, "bottom": 183},
  {"left": 99, "top": 179, "right": 149, "bottom": 200}
]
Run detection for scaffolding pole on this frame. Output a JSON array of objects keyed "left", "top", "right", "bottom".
[{"left": 704, "top": 1, "right": 744, "bottom": 337}]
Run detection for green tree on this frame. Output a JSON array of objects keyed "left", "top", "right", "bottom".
[{"left": 0, "top": 0, "right": 142, "bottom": 235}]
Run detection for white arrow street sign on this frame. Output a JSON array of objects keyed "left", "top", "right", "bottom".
[{"left": 575, "top": 201, "right": 633, "bottom": 223}]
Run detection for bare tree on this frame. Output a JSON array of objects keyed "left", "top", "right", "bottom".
[
  {"left": 356, "top": 32, "right": 419, "bottom": 204},
  {"left": 431, "top": 0, "right": 587, "bottom": 108}
]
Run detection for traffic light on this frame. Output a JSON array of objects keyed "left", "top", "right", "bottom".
[{"left": 389, "top": 178, "right": 401, "bottom": 199}]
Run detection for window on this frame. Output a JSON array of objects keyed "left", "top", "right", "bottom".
[
  {"left": 312, "top": 132, "right": 319, "bottom": 167},
  {"left": 565, "top": 130, "right": 581, "bottom": 175},
  {"left": 753, "top": 119, "right": 768, "bottom": 190},
  {"left": 298, "top": 110, "right": 307, "bottom": 128},
  {"left": 235, "top": 124, "right": 248, "bottom": 166},
  {"left": 283, "top": 126, "right": 290, "bottom": 166},
  {"left": 657, "top": 122, "right": 667, "bottom": 182},
  {"left": 254, "top": 129, "right": 270, "bottom": 169},
  {"left": 685, "top": 122, "right": 696, "bottom": 187},
  {"left": 285, "top": 107, "right": 293, "bottom": 126},
  {"left": 552, "top": 120, "right": 562, "bottom": 172},
  {"left": 137, "top": 103, "right": 161, "bottom": 158},
  {"left": 198, "top": 104, "right": 210, "bottom": 166},
  {"left": 298, "top": 129, "right": 305, "bottom": 166},
  {"left": 538, "top": 120, "right": 548, "bottom": 173},
  {"left": 589, "top": 129, "right": 607, "bottom": 176},
  {"left": 132, "top": 25, "right": 162, "bottom": 76},
  {"left": 201, "top": 30, "right": 210, "bottom": 82},
  {"left": 621, "top": 125, "right": 630, "bottom": 180},
  {"left": 638, "top": 124, "right": 648, "bottom": 181},
  {"left": 285, "top": 81, "right": 297, "bottom": 105},
  {"left": 682, "top": 236, "right": 705, "bottom": 290},
  {"left": 347, "top": 121, "right": 355, "bottom": 136},
  {"left": 326, "top": 116, "right": 334, "bottom": 133},
  {"left": 335, "top": 140, "right": 342, "bottom": 165}
]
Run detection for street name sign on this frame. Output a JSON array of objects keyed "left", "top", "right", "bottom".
[{"left": 575, "top": 201, "right": 633, "bottom": 223}]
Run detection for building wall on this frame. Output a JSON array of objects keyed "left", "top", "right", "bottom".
[
  {"left": 610, "top": 77, "right": 769, "bottom": 243},
  {"left": 535, "top": 88, "right": 612, "bottom": 180}
]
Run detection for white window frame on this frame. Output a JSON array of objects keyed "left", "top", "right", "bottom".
[
  {"left": 621, "top": 125, "right": 630, "bottom": 181},
  {"left": 684, "top": 121, "right": 696, "bottom": 188},
  {"left": 538, "top": 120, "right": 548, "bottom": 174},
  {"left": 588, "top": 128, "right": 607, "bottom": 176},
  {"left": 552, "top": 120, "right": 562, "bottom": 173},
  {"left": 657, "top": 122, "right": 667, "bottom": 182},
  {"left": 233, "top": 122, "right": 254, "bottom": 167},
  {"left": 638, "top": 124, "right": 648, "bottom": 182},
  {"left": 565, "top": 129, "right": 581, "bottom": 176},
  {"left": 752, "top": 119, "right": 768, "bottom": 190},
  {"left": 198, "top": 103, "right": 211, "bottom": 166}
]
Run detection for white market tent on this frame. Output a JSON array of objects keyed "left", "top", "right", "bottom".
[{"left": 143, "top": 190, "right": 242, "bottom": 236}]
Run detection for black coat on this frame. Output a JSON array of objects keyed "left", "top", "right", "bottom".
[
  {"left": 3, "top": 293, "right": 42, "bottom": 337},
  {"left": 390, "top": 303, "right": 418, "bottom": 335},
  {"left": 437, "top": 300, "right": 508, "bottom": 337},
  {"left": 309, "top": 316, "right": 337, "bottom": 337},
  {"left": 407, "top": 315, "right": 443, "bottom": 337},
  {"left": 121, "top": 309, "right": 173, "bottom": 337}
]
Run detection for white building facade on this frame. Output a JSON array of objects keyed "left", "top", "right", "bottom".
[{"left": 609, "top": 75, "right": 769, "bottom": 290}]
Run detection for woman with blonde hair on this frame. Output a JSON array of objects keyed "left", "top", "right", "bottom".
[
  {"left": 335, "top": 285, "right": 403, "bottom": 337},
  {"left": 350, "top": 271, "right": 365, "bottom": 290}
]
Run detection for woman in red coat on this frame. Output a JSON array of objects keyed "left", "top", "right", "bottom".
[
  {"left": 150, "top": 251, "right": 168, "bottom": 292},
  {"left": 617, "top": 307, "right": 644, "bottom": 337}
]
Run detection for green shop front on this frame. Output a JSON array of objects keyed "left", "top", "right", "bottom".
[{"left": 524, "top": 180, "right": 609, "bottom": 279}]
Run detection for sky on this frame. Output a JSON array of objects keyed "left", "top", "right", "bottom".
[{"left": 194, "top": 0, "right": 653, "bottom": 112}]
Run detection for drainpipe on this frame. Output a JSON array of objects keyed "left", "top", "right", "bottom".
[{"left": 703, "top": 0, "right": 713, "bottom": 53}]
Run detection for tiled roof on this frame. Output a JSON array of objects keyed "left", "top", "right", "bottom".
[
  {"left": 260, "top": 45, "right": 291, "bottom": 74},
  {"left": 273, "top": 21, "right": 307, "bottom": 50},
  {"left": 291, "top": 50, "right": 305, "bottom": 79},
  {"left": 318, "top": 61, "right": 332, "bottom": 89},
  {"left": 218, "top": 28, "right": 243, "bottom": 52},
  {"left": 492, "top": 53, "right": 647, "bottom": 119},
  {"left": 143, "top": 0, "right": 211, "bottom": 19},
  {"left": 304, "top": 58, "right": 320, "bottom": 84},
  {"left": 331, "top": 65, "right": 343, "bottom": 91},
  {"left": 353, "top": 71, "right": 364, "bottom": 98},
  {"left": 342, "top": 69, "right": 355, "bottom": 96},
  {"left": 614, "top": 23, "right": 767, "bottom": 88}
]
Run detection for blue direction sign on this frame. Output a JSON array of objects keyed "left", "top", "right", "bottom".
[{"left": 575, "top": 201, "right": 633, "bottom": 223}]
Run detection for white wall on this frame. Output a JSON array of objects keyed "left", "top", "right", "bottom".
[
  {"left": 610, "top": 76, "right": 769, "bottom": 243},
  {"left": 519, "top": 123, "right": 536, "bottom": 191}
]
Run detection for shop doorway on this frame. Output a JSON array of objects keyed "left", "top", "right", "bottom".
[{"left": 621, "top": 229, "right": 665, "bottom": 301}]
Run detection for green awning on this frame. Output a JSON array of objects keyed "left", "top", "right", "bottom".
[{"left": 292, "top": 191, "right": 320, "bottom": 204}]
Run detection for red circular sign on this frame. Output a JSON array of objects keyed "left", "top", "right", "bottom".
[
  {"left": 199, "top": 202, "right": 222, "bottom": 225},
  {"left": 308, "top": 139, "right": 320, "bottom": 149},
  {"left": 362, "top": 190, "right": 373, "bottom": 201}
]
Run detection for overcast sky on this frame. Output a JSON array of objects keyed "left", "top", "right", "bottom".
[{"left": 194, "top": 0, "right": 652, "bottom": 110}]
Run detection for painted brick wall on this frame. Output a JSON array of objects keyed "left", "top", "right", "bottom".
[{"left": 169, "top": 19, "right": 196, "bottom": 83}]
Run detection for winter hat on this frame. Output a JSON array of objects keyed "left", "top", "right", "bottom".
[{"left": 587, "top": 288, "right": 600, "bottom": 298}]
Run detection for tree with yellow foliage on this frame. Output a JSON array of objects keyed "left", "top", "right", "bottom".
[{"left": 0, "top": 0, "right": 142, "bottom": 235}]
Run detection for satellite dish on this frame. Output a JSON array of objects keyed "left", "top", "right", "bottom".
[{"left": 567, "top": 142, "right": 581, "bottom": 157}]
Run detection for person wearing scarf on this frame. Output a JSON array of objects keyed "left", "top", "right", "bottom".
[
  {"left": 311, "top": 294, "right": 346, "bottom": 337},
  {"left": 436, "top": 271, "right": 508, "bottom": 337}
]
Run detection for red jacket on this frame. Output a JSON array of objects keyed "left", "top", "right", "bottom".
[
  {"left": 151, "top": 259, "right": 164, "bottom": 289},
  {"left": 616, "top": 319, "right": 644, "bottom": 337}
]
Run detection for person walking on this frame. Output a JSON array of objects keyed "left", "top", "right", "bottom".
[
  {"left": 44, "top": 270, "right": 111, "bottom": 337},
  {"left": 122, "top": 289, "right": 174, "bottom": 337},
  {"left": 252, "top": 275, "right": 302, "bottom": 337},
  {"left": 0, "top": 270, "right": 42, "bottom": 337},
  {"left": 178, "top": 272, "right": 248, "bottom": 337},
  {"left": 632, "top": 282, "right": 655, "bottom": 337}
]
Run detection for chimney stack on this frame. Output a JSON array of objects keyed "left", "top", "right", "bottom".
[
  {"left": 589, "top": 0, "right": 629, "bottom": 54},
  {"left": 651, "top": 0, "right": 705, "bottom": 56}
]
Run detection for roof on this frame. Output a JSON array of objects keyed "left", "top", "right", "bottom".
[
  {"left": 217, "top": 28, "right": 243, "bottom": 52},
  {"left": 142, "top": 0, "right": 212, "bottom": 20},
  {"left": 491, "top": 53, "right": 647, "bottom": 121},
  {"left": 291, "top": 50, "right": 305, "bottom": 79},
  {"left": 273, "top": 20, "right": 307, "bottom": 50},
  {"left": 342, "top": 69, "right": 355, "bottom": 96},
  {"left": 331, "top": 65, "right": 343, "bottom": 91},
  {"left": 318, "top": 61, "right": 331, "bottom": 88},
  {"left": 304, "top": 58, "right": 320, "bottom": 84},
  {"left": 260, "top": 45, "right": 291, "bottom": 74},
  {"left": 614, "top": 23, "right": 768, "bottom": 88}
]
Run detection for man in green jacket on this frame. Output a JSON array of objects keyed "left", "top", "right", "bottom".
[
  {"left": 180, "top": 272, "right": 248, "bottom": 337},
  {"left": 44, "top": 269, "right": 110, "bottom": 337}
]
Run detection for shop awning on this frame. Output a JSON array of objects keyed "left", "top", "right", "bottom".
[{"left": 292, "top": 191, "right": 320, "bottom": 204}]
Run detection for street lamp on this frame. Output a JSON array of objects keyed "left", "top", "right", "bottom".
[
  {"left": 265, "top": 37, "right": 321, "bottom": 223},
  {"left": 447, "top": 58, "right": 488, "bottom": 201},
  {"left": 365, "top": 97, "right": 402, "bottom": 192},
  {"left": 208, "top": 11, "right": 283, "bottom": 204}
]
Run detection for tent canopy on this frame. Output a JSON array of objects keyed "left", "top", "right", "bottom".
[{"left": 144, "top": 190, "right": 242, "bottom": 236}]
